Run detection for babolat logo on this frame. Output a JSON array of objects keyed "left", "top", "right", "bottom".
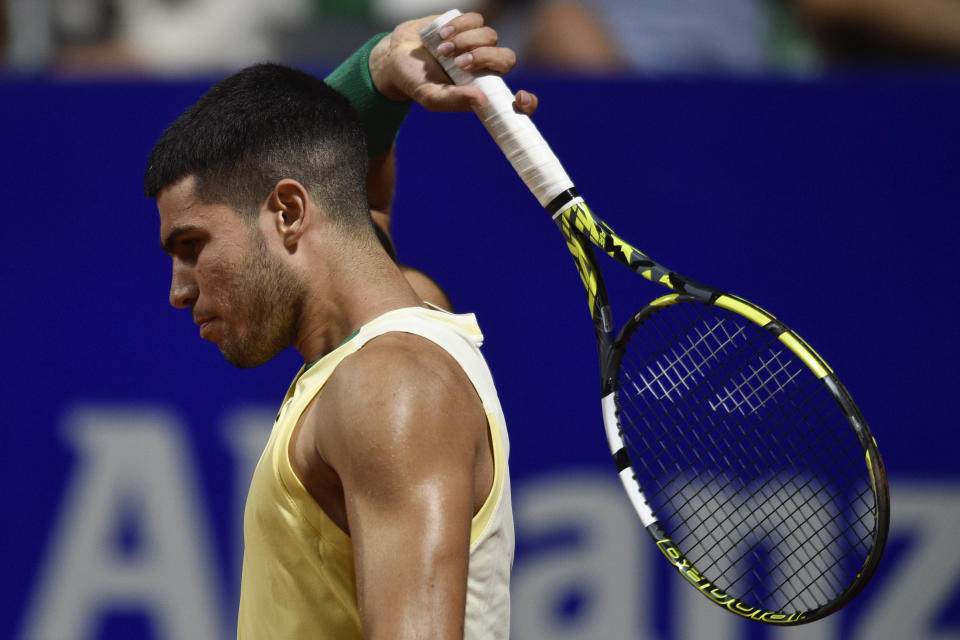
[{"left": 655, "top": 538, "right": 807, "bottom": 624}]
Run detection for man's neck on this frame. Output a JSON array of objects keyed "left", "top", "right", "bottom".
[{"left": 293, "top": 258, "right": 421, "bottom": 364}]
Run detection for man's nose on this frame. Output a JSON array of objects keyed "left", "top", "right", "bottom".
[{"left": 169, "top": 262, "right": 198, "bottom": 309}]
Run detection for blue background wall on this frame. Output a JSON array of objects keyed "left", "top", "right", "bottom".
[{"left": 2, "top": 71, "right": 959, "bottom": 639}]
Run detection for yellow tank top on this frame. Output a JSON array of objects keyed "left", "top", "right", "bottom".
[{"left": 237, "top": 307, "right": 513, "bottom": 639}]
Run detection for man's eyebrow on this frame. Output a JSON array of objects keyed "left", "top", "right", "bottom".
[{"left": 161, "top": 225, "right": 201, "bottom": 255}]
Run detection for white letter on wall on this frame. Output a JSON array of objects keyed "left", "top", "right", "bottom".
[
  {"left": 853, "top": 480, "right": 960, "bottom": 640},
  {"left": 512, "top": 472, "right": 655, "bottom": 640},
  {"left": 22, "top": 405, "right": 223, "bottom": 640}
]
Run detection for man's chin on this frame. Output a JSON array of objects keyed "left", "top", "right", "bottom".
[
  {"left": 219, "top": 342, "right": 281, "bottom": 369},
  {"left": 222, "top": 350, "right": 268, "bottom": 369}
]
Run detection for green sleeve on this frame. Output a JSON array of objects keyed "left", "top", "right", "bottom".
[{"left": 325, "top": 33, "right": 413, "bottom": 157}]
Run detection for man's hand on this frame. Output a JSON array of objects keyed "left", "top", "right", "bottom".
[{"left": 369, "top": 12, "right": 538, "bottom": 115}]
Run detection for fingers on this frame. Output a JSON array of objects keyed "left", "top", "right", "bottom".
[
  {"left": 434, "top": 11, "right": 486, "bottom": 40},
  {"left": 436, "top": 26, "right": 498, "bottom": 56},
  {"left": 513, "top": 90, "right": 539, "bottom": 116},
  {"left": 413, "top": 11, "right": 538, "bottom": 114},
  {"left": 416, "top": 85, "right": 540, "bottom": 117},
  {"left": 434, "top": 13, "right": 517, "bottom": 76},
  {"left": 413, "top": 83, "right": 489, "bottom": 112},
  {"left": 451, "top": 46, "right": 517, "bottom": 75}
]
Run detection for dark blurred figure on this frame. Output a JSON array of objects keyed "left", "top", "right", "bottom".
[
  {"left": 1, "top": 4, "right": 6, "bottom": 64},
  {"left": 2, "top": 0, "right": 307, "bottom": 75},
  {"left": 277, "top": 0, "right": 501, "bottom": 64},
  {"left": 795, "top": 0, "right": 960, "bottom": 64},
  {"left": 521, "top": 0, "right": 817, "bottom": 74},
  {"left": 520, "top": 0, "right": 960, "bottom": 74},
  {"left": 5, "top": 0, "right": 959, "bottom": 75},
  {"left": 3, "top": 0, "right": 53, "bottom": 70},
  {"left": 524, "top": 2, "right": 623, "bottom": 71}
]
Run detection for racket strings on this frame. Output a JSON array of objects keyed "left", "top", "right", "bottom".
[
  {"left": 644, "top": 370, "right": 872, "bottom": 604},
  {"left": 720, "top": 461, "right": 855, "bottom": 608},
  {"left": 620, "top": 304, "right": 866, "bottom": 502},
  {"left": 624, "top": 328, "right": 872, "bottom": 596},
  {"left": 619, "top": 315, "right": 858, "bottom": 495},
  {"left": 628, "top": 394, "right": 867, "bottom": 612},
  {"left": 613, "top": 301, "right": 878, "bottom": 614},
  {"left": 627, "top": 360, "right": 869, "bottom": 554}
]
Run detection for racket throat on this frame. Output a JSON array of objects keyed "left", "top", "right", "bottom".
[{"left": 668, "top": 273, "right": 721, "bottom": 303}]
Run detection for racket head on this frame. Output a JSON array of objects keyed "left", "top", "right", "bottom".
[{"left": 603, "top": 293, "right": 889, "bottom": 624}]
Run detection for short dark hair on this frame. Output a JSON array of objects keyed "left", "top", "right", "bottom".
[{"left": 144, "top": 63, "right": 370, "bottom": 229}]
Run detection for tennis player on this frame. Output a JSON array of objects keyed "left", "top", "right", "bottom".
[{"left": 144, "top": 12, "right": 534, "bottom": 640}]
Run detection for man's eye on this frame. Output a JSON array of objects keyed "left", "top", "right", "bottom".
[{"left": 176, "top": 238, "right": 203, "bottom": 260}]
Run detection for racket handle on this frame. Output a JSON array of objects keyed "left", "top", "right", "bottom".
[{"left": 420, "top": 9, "right": 575, "bottom": 208}]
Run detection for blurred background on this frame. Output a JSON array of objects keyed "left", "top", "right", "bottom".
[
  {"left": 4, "top": 0, "right": 960, "bottom": 75},
  {"left": 2, "top": 1, "right": 959, "bottom": 639}
]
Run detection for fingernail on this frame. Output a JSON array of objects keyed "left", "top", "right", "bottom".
[
  {"left": 455, "top": 53, "right": 474, "bottom": 68},
  {"left": 439, "top": 25, "right": 455, "bottom": 39},
  {"left": 517, "top": 91, "right": 530, "bottom": 106},
  {"left": 437, "top": 41, "right": 454, "bottom": 56}
]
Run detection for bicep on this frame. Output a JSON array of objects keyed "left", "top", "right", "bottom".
[{"left": 323, "top": 340, "right": 484, "bottom": 639}]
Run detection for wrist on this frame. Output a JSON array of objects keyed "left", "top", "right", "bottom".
[
  {"left": 325, "top": 33, "right": 412, "bottom": 156},
  {"left": 368, "top": 34, "right": 408, "bottom": 102}
]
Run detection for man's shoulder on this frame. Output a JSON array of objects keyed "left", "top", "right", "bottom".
[
  {"left": 335, "top": 330, "right": 467, "bottom": 394},
  {"left": 310, "top": 331, "right": 484, "bottom": 461}
]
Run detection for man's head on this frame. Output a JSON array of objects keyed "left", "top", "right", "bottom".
[
  {"left": 144, "top": 62, "right": 369, "bottom": 225},
  {"left": 147, "top": 63, "right": 374, "bottom": 367}
]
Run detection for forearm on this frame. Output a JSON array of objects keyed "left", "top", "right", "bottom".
[
  {"left": 325, "top": 33, "right": 412, "bottom": 220},
  {"left": 367, "top": 150, "right": 397, "bottom": 239},
  {"left": 325, "top": 33, "right": 413, "bottom": 157}
]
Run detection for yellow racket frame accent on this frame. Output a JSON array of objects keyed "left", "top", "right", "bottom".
[
  {"left": 655, "top": 536, "right": 809, "bottom": 624},
  {"left": 558, "top": 199, "right": 835, "bottom": 380}
]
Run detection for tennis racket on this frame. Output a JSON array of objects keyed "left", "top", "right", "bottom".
[{"left": 422, "top": 10, "right": 890, "bottom": 625}]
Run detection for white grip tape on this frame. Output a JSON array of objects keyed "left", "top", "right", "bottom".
[{"left": 420, "top": 10, "right": 574, "bottom": 208}]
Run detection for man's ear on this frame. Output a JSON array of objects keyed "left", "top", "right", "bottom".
[{"left": 265, "top": 179, "right": 311, "bottom": 249}]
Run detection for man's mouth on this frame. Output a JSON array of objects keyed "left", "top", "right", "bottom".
[{"left": 195, "top": 315, "right": 217, "bottom": 341}]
